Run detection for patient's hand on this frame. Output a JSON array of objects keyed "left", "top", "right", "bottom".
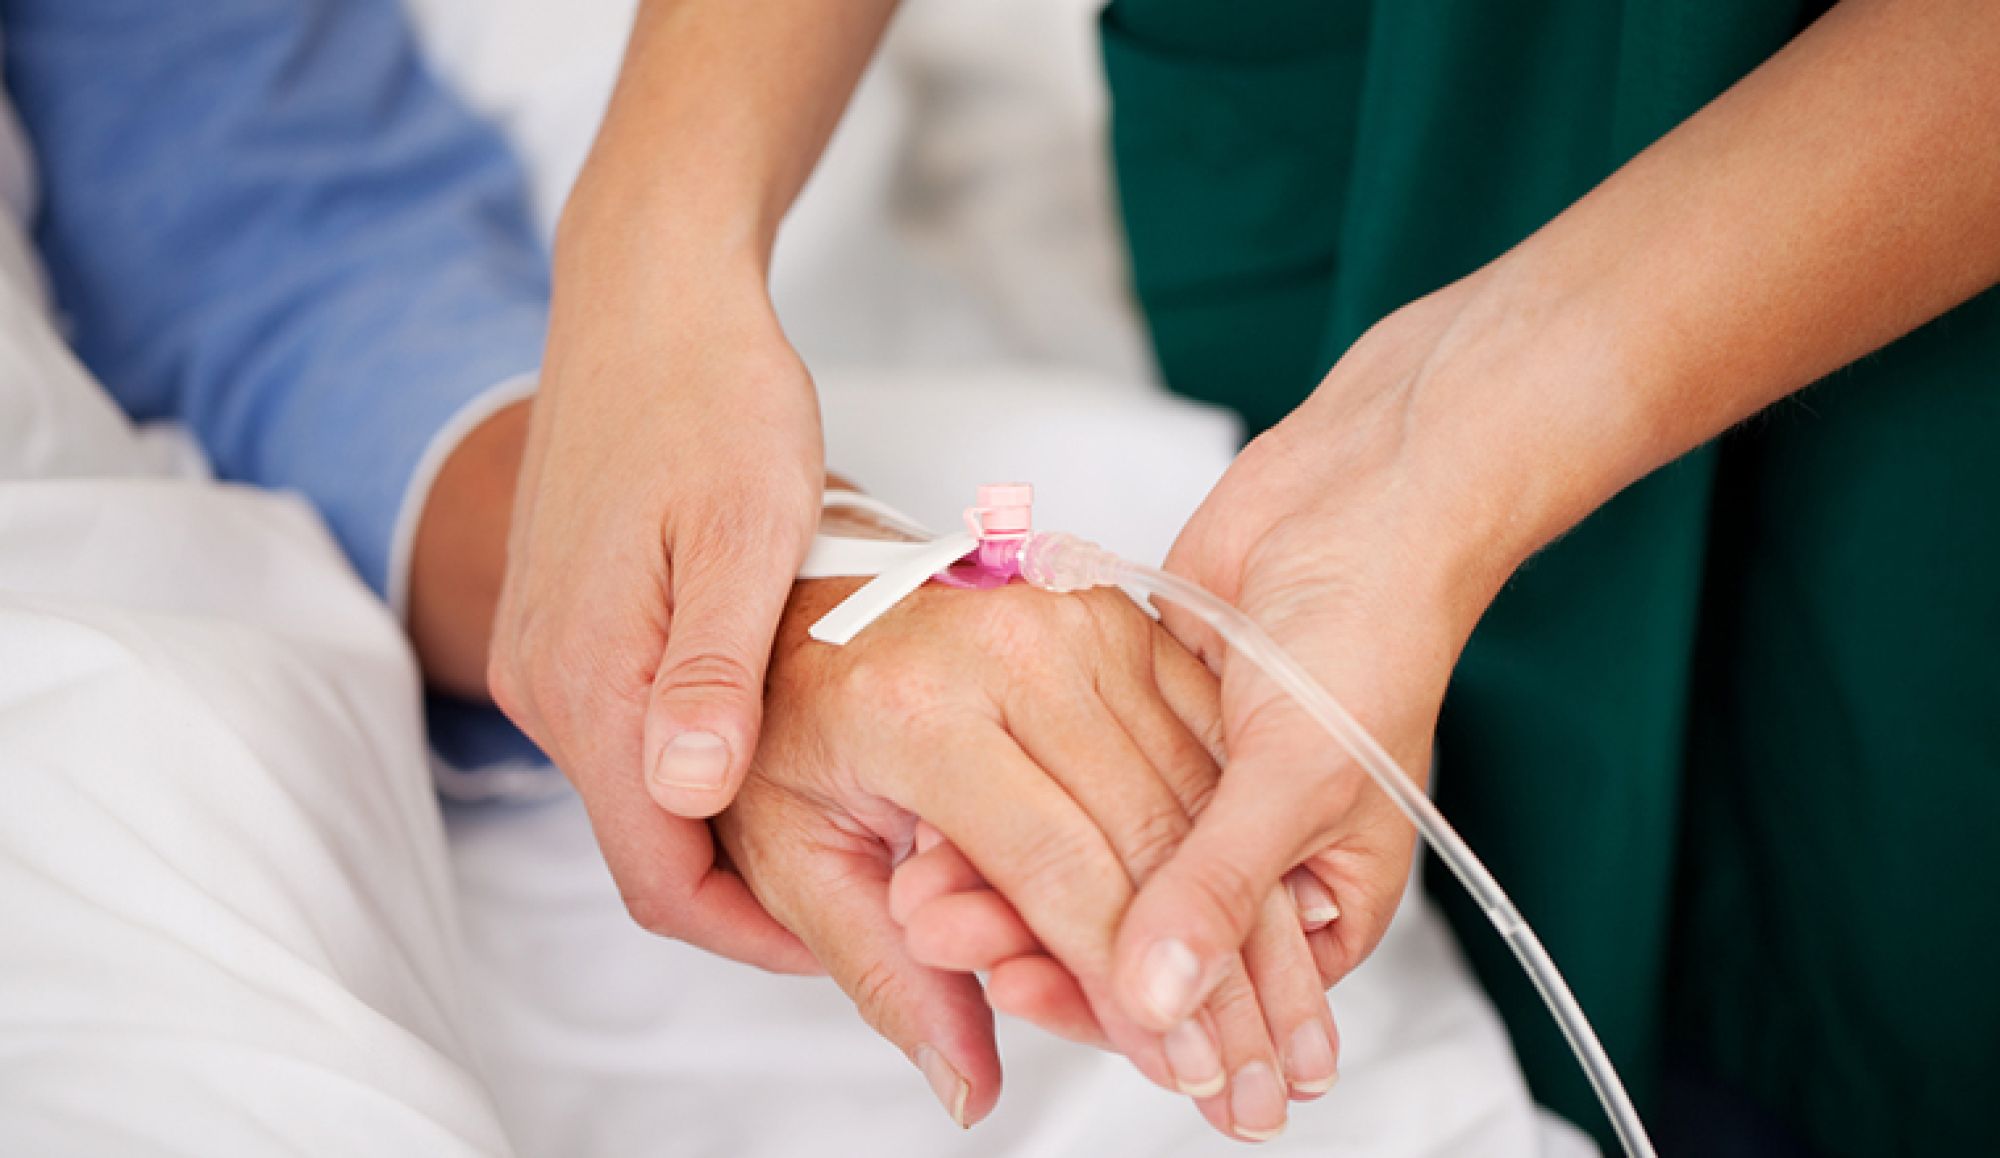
[{"left": 713, "top": 578, "right": 1335, "bottom": 1139}]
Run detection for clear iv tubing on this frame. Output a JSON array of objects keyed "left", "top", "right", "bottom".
[{"left": 1017, "top": 532, "right": 1659, "bottom": 1158}]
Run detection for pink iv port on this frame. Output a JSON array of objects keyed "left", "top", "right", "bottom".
[{"left": 936, "top": 482, "right": 1034, "bottom": 588}]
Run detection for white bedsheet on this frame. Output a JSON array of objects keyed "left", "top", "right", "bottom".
[
  {"left": 449, "top": 790, "right": 1561, "bottom": 1157},
  {"left": 0, "top": 381, "right": 1590, "bottom": 1156}
]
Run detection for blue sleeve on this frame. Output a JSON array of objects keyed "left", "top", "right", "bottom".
[{"left": 1, "top": 0, "right": 551, "bottom": 597}]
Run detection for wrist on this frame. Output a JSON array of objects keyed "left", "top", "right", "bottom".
[
  {"left": 1264, "top": 266, "right": 1651, "bottom": 643},
  {"left": 555, "top": 155, "right": 776, "bottom": 291},
  {"left": 409, "top": 398, "right": 530, "bottom": 700},
  {"left": 1375, "top": 260, "right": 1659, "bottom": 605}
]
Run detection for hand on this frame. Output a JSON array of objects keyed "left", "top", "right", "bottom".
[
  {"left": 889, "top": 835, "right": 1345, "bottom": 1127},
  {"left": 1105, "top": 280, "right": 1534, "bottom": 1035},
  {"left": 713, "top": 576, "right": 1336, "bottom": 1139},
  {"left": 486, "top": 242, "right": 823, "bottom": 972}
]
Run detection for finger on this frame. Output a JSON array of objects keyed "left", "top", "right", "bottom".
[
  {"left": 907, "top": 882, "right": 1266, "bottom": 1091},
  {"left": 729, "top": 788, "right": 1003, "bottom": 1128},
  {"left": 987, "top": 956, "right": 1110, "bottom": 1049},
  {"left": 1111, "top": 711, "right": 1359, "bottom": 1030},
  {"left": 1286, "top": 867, "right": 1341, "bottom": 932},
  {"left": 820, "top": 868, "right": 1003, "bottom": 1129},
  {"left": 893, "top": 857, "right": 1110, "bottom": 1049},
  {"left": 904, "top": 890, "right": 1041, "bottom": 972},
  {"left": 645, "top": 521, "right": 803, "bottom": 819},
  {"left": 888, "top": 839, "right": 986, "bottom": 927},
  {"left": 1002, "top": 689, "right": 1194, "bottom": 890},
  {"left": 1307, "top": 927, "right": 1343, "bottom": 988},
  {"left": 1191, "top": 964, "right": 1288, "bottom": 1142},
  {"left": 1132, "top": 637, "right": 1338, "bottom": 1119},
  {"left": 1146, "top": 622, "right": 1227, "bottom": 768},
  {"left": 890, "top": 717, "right": 1132, "bottom": 990},
  {"left": 1010, "top": 673, "right": 1308, "bottom": 1110},
  {"left": 1001, "top": 697, "right": 1240, "bottom": 1097},
  {"left": 891, "top": 717, "right": 1179, "bottom": 1093},
  {"left": 1241, "top": 883, "right": 1339, "bottom": 1101},
  {"left": 1300, "top": 828, "right": 1414, "bottom": 984},
  {"left": 575, "top": 763, "right": 818, "bottom": 974}
]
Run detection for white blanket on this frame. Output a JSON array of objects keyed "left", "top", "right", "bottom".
[{"left": 0, "top": 479, "right": 509, "bottom": 1155}]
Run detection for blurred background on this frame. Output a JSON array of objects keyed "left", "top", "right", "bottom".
[{"left": 407, "top": 0, "right": 1241, "bottom": 565}]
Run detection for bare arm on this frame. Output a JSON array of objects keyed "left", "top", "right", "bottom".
[
  {"left": 554, "top": 0, "right": 902, "bottom": 287},
  {"left": 1437, "top": 0, "right": 2000, "bottom": 569},
  {"left": 484, "top": 0, "right": 898, "bottom": 973},
  {"left": 1114, "top": 0, "right": 2000, "bottom": 1036}
]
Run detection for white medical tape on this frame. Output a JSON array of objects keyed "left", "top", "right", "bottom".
[
  {"left": 803, "top": 489, "right": 974, "bottom": 645},
  {"left": 806, "top": 532, "right": 979, "bottom": 646}
]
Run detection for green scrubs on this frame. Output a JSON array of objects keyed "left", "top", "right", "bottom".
[{"left": 1100, "top": 2, "right": 2000, "bottom": 1153}]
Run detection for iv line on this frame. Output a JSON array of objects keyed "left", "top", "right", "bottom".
[{"left": 1016, "top": 530, "right": 1658, "bottom": 1158}]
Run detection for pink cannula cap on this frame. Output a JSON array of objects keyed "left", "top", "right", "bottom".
[{"left": 971, "top": 483, "right": 1033, "bottom": 536}]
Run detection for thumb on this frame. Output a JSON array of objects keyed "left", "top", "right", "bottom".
[
  {"left": 1111, "top": 744, "right": 1328, "bottom": 1032},
  {"left": 644, "top": 545, "right": 796, "bottom": 819},
  {"left": 805, "top": 856, "right": 1005, "bottom": 1129}
]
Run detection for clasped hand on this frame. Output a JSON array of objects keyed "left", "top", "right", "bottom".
[{"left": 715, "top": 575, "right": 1338, "bottom": 1139}]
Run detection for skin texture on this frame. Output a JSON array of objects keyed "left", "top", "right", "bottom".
[
  {"left": 482, "top": 0, "right": 899, "bottom": 975},
  {"left": 412, "top": 419, "right": 1335, "bottom": 1130},
  {"left": 711, "top": 576, "right": 1335, "bottom": 1136},
  {"left": 1087, "top": 0, "right": 2000, "bottom": 1039},
  {"left": 443, "top": 0, "right": 1336, "bottom": 1132},
  {"left": 413, "top": 0, "right": 2000, "bottom": 1140}
]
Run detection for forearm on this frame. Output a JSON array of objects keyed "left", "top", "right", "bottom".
[
  {"left": 556, "top": 0, "right": 900, "bottom": 281},
  {"left": 411, "top": 400, "right": 529, "bottom": 698},
  {"left": 1405, "top": 0, "right": 2000, "bottom": 581}
]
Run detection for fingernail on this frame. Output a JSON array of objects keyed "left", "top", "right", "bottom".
[
  {"left": 1284, "top": 1021, "right": 1339, "bottom": 1096},
  {"left": 915, "top": 1045, "right": 969, "bottom": 1128},
  {"left": 653, "top": 731, "right": 730, "bottom": 791},
  {"left": 1229, "top": 1061, "right": 1288, "bottom": 1141},
  {"left": 1162, "top": 1019, "right": 1224, "bottom": 1098},
  {"left": 1137, "top": 938, "right": 1202, "bottom": 1025},
  {"left": 1288, "top": 874, "right": 1341, "bottom": 930}
]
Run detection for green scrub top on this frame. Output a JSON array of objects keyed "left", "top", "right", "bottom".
[{"left": 1100, "top": 2, "right": 2000, "bottom": 1154}]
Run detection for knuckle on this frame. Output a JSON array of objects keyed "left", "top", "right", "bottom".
[
  {"left": 1204, "top": 970, "right": 1264, "bottom": 1028},
  {"left": 1013, "top": 827, "right": 1122, "bottom": 912},
  {"left": 1119, "top": 808, "right": 1191, "bottom": 884},
  {"left": 848, "top": 956, "right": 905, "bottom": 1025},
  {"left": 658, "top": 648, "right": 759, "bottom": 699},
  {"left": 1179, "top": 857, "right": 1266, "bottom": 945},
  {"left": 1180, "top": 777, "right": 1220, "bottom": 821},
  {"left": 1076, "top": 585, "right": 1145, "bottom": 636},
  {"left": 619, "top": 884, "right": 685, "bottom": 939},
  {"left": 840, "top": 652, "right": 951, "bottom": 727}
]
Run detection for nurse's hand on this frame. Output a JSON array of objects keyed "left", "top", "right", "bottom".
[
  {"left": 1103, "top": 280, "right": 1540, "bottom": 1036},
  {"left": 712, "top": 577, "right": 1336, "bottom": 1139},
  {"left": 476, "top": 0, "right": 901, "bottom": 978},
  {"left": 486, "top": 261, "right": 825, "bottom": 976}
]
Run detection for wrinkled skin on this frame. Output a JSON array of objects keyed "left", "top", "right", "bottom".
[{"left": 715, "top": 577, "right": 1338, "bottom": 1139}]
